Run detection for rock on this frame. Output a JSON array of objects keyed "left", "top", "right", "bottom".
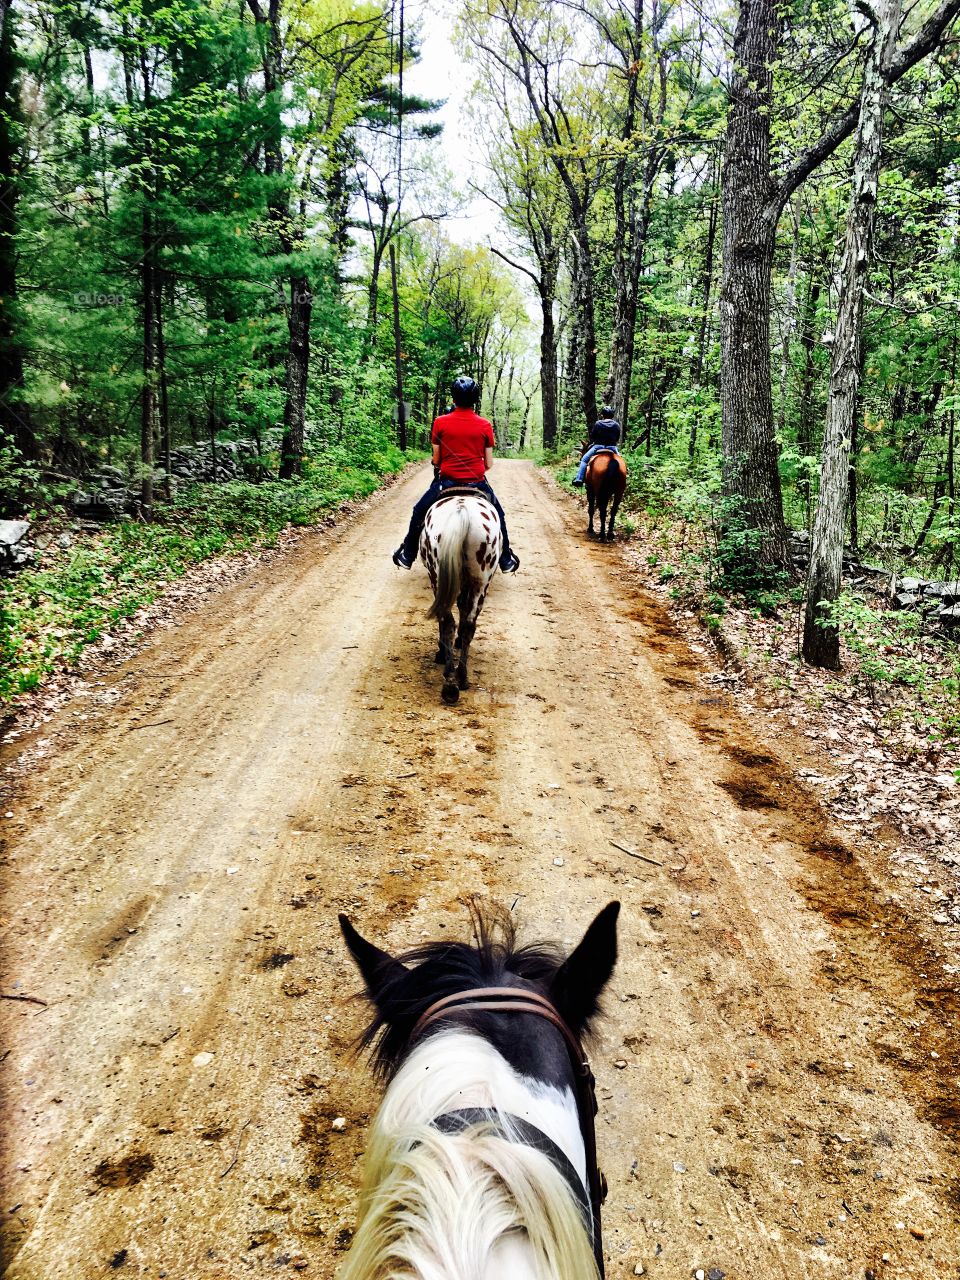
[
  {"left": 6, "top": 543, "right": 34, "bottom": 568},
  {"left": 940, "top": 580, "right": 960, "bottom": 605},
  {"left": 0, "top": 519, "right": 29, "bottom": 546},
  {"left": 633, "top": 1264, "right": 645, "bottom": 1276},
  {"left": 938, "top": 605, "right": 960, "bottom": 630},
  {"left": 331, "top": 1116, "right": 347, "bottom": 1131},
  {"left": 898, "top": 577, "right": 922, "bottom": 593},
  {"left": 892, "top": 593, "right": 919, "bottom": 610}
]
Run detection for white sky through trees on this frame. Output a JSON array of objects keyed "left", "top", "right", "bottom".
[{"left": 403, "top": 0, "right": 501, "bottom": 243}]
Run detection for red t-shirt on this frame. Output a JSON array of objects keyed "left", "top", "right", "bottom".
[{"left": 432, "top": 408, "right": 494, "bottom": 481}]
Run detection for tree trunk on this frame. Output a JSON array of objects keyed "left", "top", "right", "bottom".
[
  {"left": 389, "top": 243, "right": 406, "bottom": 451},
  {"left": 796, "top": 270, "right": 822, "bottom": 519},
  {"left": 719, "top": 0, "right": 788, "bottom": 567},
  {"left": 803, "top": 0, "right": 902, "bottom": 668},
  {"left": 574, "top": 222, "right": 598, "bottom": 435},
  {"left": 156, "top": 278, "right": 171, "bottom": 499},
  {"left": 248, "top": 0, "right": 313, "bottom": 478},
  {"left": 691, "top": 154, "right": 719, "bottom": 389},
  {"left": 279, "top": 275, "right": 311, "bottom": 478},
  {"left": 0, "top": 0, "right": 36, "bottom": 463},
  {"left": 140, "top": 204, "right": 156, "bottom": 520},
  {"left": 540, "top": 288, "right": 558, "bottom": 449}
]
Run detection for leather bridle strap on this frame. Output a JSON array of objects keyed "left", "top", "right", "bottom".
[
  {"left": 411, "top": 987, "right": 591, "bottom": 1075},
  {"left": 409, "top": 986, "right": 606, "bottom": 1278}
]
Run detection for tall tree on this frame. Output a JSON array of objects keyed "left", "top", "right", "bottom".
[
  {"left": 0, "top": 0, "right": 36, "bottom": 463},
  {"left": 803, "top": 0, "right": 904, "bottom": 668},
  {"left": 719, "top": 0, "right": 960, "bottom": 567}
]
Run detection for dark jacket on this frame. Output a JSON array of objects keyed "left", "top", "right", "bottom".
[{"left": 590, "top": 417, "right": 621, "bottom": 446}]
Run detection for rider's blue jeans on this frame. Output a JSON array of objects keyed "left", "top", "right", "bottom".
[
  {"left": 401, "top": 477, "right": 512, "bottom": 561},
  {"left": 575, "top": 444, "right": 620, "bottom": 483}
]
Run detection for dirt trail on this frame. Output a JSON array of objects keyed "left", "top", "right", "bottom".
[{"left": 1, "top": 461, "right": 958, "bottom": 1280}]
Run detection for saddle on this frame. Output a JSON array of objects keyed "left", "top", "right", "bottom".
[{"left": 430, "top": 485, "right": 497, "bottom": 509}]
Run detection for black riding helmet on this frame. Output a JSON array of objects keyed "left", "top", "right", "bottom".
[
  {"left": 600, "top": 405, "right": 616, "bottom": 418},
  {"left": 451, "top": 376, "right": 480, "bottom": 407}
]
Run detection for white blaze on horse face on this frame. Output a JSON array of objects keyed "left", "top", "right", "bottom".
[{"left": 380, "top": 1030, "right": 588, "bottom": 1193}]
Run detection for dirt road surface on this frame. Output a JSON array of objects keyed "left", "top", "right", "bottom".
[{"left": 2, "top": 461, "right": 959, "bottom": 1279}]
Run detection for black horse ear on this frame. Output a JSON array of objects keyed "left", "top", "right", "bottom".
[
  {"left": 339, "top": 914, "right": 408, "bottom": 1007},
  {"left": 549, "top": 901, "right": 620, "bottom": 1034}
]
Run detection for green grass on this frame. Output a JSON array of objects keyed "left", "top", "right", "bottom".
[{"left": 0, "top": 449, "right": 412, "bottom": 708}]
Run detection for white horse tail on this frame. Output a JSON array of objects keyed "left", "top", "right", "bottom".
[{"left": 428, "top": 502, "right": 470, "bottom": 620}]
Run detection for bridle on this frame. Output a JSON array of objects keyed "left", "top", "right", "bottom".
[{"left": 409, "top": 986, "right": 607, "bottom": 1277}]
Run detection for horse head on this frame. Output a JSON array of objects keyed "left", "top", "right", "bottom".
[
  {"left": 340, "top": 900, "right": 620, "bottom": 1081},
  {"left": 338, "top": 900, "right": 621, "bottom": 1279}
]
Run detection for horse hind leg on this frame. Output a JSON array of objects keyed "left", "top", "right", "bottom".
[
  {"left": 439, "top": 611, "right": 459, "bottom": 703},
  {"left": 608, "top": 492, "right": 622, "bottom": 541},
  {"left": 456, "top": 613, "right": 477, "bottom": 690},
  {"left": 587, "top": 489, "right": 596, "bottom": 538}
]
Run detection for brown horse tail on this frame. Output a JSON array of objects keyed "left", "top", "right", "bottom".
[{"left": 427, "top": 501, "right": 470, "bottom": 620}]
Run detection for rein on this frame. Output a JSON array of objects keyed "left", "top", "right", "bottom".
[{"left": 409, "top": 986, "right": 607, "bottom": 1278}]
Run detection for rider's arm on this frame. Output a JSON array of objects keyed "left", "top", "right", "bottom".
[
  {"left": 432, "top": 442, "right": 441, "bottom": 468},
  {"left": 484, "top": 445, "right": 494, "bottom": 472}
]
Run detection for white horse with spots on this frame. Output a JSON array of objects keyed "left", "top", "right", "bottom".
[{"left": 420, "top": 491, "right": 501, "bottom": 704}]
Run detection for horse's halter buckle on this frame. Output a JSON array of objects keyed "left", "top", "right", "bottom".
[{"left": 409, "top": 986, "right": 607, "bottom": 1278}]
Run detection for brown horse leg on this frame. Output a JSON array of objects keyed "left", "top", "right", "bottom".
[
  {"left": 608, "top": 492, "right": 621, "bottom": 540},
  {"left": 587, "top": 488, "right": 596, "bottom": 537}
]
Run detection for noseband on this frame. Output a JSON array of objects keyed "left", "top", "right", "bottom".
[{"left": 410, "top": 987, "right": 607, "bottom": 1277}]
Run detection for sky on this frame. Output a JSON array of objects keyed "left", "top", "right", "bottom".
[{"left": 401, "top": 0, "right": 503, "bottom": 245}]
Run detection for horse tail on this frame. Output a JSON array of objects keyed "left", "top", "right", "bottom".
[{"left": 427, "top": 502, "right": 470, "bottom": 620}]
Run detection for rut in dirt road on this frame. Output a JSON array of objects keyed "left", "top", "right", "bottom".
[{"left": 1, "top": 461, "right": 958, "bottom": 1280}]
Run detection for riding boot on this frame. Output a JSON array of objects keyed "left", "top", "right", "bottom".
[{"left": 398, "top": 479, "right": 441, "bottom": 563}]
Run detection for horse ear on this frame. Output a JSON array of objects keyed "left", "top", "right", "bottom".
[
  {"left": 339, "top": 914, "right": 408, "bottom": 1006},
  {"left": 549, "top": 901, "right": 620, "bottom": 1034}
]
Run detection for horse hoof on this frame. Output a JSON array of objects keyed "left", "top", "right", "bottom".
[
  {"left": 434, "top": 649, "right": 445, "bottom": 664},
  {"left": 457, "top": 673, "right": 470, "bottom": 691},
  {"left": 441, "top": 682, "right": 460, "bottom": 705}
]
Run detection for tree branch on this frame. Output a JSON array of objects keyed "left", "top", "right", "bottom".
[
  {"left": 768, "top": 0, "right": 960, "bottom": 221},
  {"left": 489, "top": 245, "right": 542, "bottom": 289}
]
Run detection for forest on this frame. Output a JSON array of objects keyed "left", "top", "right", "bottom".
[{"left": 2, "top": 0, "right": 960, "bottom": 700}]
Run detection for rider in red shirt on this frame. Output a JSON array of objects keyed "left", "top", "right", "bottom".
[{"left": 392, "top": 376, "right": 519, "bottom": 572}]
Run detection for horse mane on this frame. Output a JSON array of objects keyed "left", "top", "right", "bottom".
[
  {"left": 355, "top": 900, "right": 565, "bottom": 1080},
  {"left": 338, "top": 1100, "right": 597, "bottom": 1280}
]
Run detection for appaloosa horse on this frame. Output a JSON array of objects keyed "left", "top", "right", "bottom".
[
  {"left": 338, "top": 899, "right": 620, "bottom": 1280},
  {"left": 584, "top": 451, "right": 627, "bottom": 542},
  {"left": 420, "top": 490, "right": 501, "bottom": 704}
]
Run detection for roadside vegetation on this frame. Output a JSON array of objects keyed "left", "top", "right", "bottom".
[{"left": 0, "top": 448, "right": 409, "bottom": 706}]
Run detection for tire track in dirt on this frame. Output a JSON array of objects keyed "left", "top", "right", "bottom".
[{"left": 1, "top": 461, "right": 958, "bottom": 1278}]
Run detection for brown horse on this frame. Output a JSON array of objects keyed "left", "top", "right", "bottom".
[{"left": 584, "top": 450, "right": 627, "bottom": 542}]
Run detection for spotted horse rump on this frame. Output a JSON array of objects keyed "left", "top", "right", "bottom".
[{"left": 421, "top": 492, "right": 502, "bottom": 704}]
